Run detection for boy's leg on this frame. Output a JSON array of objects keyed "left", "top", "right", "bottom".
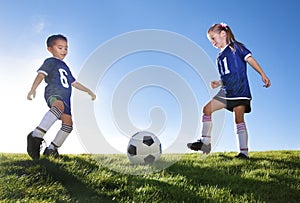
[
  {"left": 44, "top": 114, "right": 73, "bottom": 156},
  {"left": 233, "top": 105, "right": 249, "bottom": 158},
  {"left": 27, "top": 106, "right": 62, "bottom": 160},
  {"left": 32, "top": 97, "right": 64, "bottom": 138},
  {"left": 32, "top": 106, "right": 62, "bottom": 138}
]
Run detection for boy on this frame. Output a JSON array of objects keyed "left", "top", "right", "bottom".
[{"left": 27, "top": 34, "right": 96, "bottom": 160}]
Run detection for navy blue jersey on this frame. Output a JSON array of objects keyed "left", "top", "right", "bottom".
[
  {"left": 38, "top": 57, "right": 76, "bottom": 114},
  {"left": 216, "top": 42, "right": 252, "bottom": 100}
]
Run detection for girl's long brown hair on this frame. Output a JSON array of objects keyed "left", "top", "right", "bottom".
[{"left": 208, "top": 23, "right": 244, "bottom": 51}]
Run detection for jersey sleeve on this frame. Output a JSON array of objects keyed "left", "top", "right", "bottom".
[
  {"left": 69, "top": 71, "right": 76, "bottom": 84},
  {"left": 37, "top": 58, "right": 56, "bottom": 76},
  {"left": 237, "top": 43, "right": 252, "bottom": 61}
]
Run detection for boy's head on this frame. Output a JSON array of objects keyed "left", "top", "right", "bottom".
[
  {"left": 46, "top": 34, "right": 67, "bottom": 47},
  {"left": 46, "top": 34, "right": 68, "bottom": 60}
]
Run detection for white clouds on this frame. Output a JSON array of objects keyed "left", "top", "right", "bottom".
[
  {"left": 31, "top": 15, "right": 47, "bottom": 34},
  {"left": 34, "top": 20, "right": 45, "bottom": 34}
]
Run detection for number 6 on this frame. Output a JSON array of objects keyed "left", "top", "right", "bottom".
[{"left": 59, "top": 68, "right": 69, "bottom": 88}]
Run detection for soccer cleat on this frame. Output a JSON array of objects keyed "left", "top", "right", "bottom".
[
  {"left": 235, "top": 153, "right": 249, "bottom": 159},
  {"left": 27, "top": 132, "right": 43, "bottom": 160},
  {"left": 187, "top": 140, "right": 211, "bottom": 154},
  {"left": 43, "top": 147, "right": 59, "bottom": 158}
]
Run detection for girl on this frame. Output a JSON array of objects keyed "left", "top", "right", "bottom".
[
  {"left": 27, "top": 34, "right": 96, "bottom": 160},
  {"left": 187, "top": 23, "right": 271, "bottom": 159}
]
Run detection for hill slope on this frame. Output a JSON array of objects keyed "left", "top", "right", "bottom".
[{"left": 0, "top": 151, "right": 299, "bottom": 202}]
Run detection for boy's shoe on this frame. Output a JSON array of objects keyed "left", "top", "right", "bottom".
[
  {"left": 27, "top": 132, "right": 43, "bottom": 160},
  {"left": 187, "top": 140, "right": 211, "bottom": 154},
  {"left": 235, "top": 153, "right": 249, "bottom": 159},
  {"left": 43, "top": 147, "right": 59, "bottom": 158}
]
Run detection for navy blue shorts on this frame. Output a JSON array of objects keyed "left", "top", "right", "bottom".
[{"left": 45, "top": 95, "right": 72, "bottom": 115}]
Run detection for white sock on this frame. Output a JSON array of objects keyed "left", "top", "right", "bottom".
[
  {"left": 236, "top": 122, "right": 248, "bottom": 156},
  {"left": 200, "top": 115, "right": 212, "bottom": 145},
  {"left": 51, "top": 124, "right": 73, "bottom": 148},
  {"left": 32, "top": 106, "right": 62, "bottom": 138}
]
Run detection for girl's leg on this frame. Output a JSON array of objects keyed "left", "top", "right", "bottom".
[
  {"left": 187, "top": 99, "right": 225, "bottom": 153},
  {"left": 233, "top": 105, "right": 249, "bottom": 157},
  {"left": 200, "top": 99, "right": 226, "bottom": 144}
]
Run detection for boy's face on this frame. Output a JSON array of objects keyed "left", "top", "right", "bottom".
[{"left": 47, "top": 39, "right": 68, "bottom": 60}]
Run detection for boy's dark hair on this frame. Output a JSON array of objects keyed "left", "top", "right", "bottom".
[{"left": 46, "top": 34, "right": 67, "bottom": 47}]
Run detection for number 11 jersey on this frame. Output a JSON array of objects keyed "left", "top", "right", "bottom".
[{"left": 217, "top": 42, "right": 252, "bottom": 100}]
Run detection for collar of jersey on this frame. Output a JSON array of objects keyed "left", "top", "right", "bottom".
[{"left": 219, "top": 44, "right": 229, "bottom": 53}]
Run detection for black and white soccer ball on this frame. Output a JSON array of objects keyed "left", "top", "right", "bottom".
[{"left": 127, "top": 131, "right": 162, "bottom": 164}]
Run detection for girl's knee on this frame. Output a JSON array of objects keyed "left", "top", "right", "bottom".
[
  {"left": 233, "top": 106, "right": 246, "bottom": 123},
  {"left": 202, "top": 104, "right": 212, "bottom": 115}
]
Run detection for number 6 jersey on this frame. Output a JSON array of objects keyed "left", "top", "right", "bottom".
[{"left": 37, "top": 57, "right": 76, "bottom": 114}]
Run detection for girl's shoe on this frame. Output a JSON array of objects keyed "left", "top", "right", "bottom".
[
  {"left": 235, "top": 153, "right": 249, "bottom": 159},
  {"left": 187, "top": 140, "right": 211, "bottom": 154}
]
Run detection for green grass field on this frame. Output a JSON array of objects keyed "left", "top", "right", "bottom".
[{"left": 0, "top": 151, "right": 299, "bottom": 202}]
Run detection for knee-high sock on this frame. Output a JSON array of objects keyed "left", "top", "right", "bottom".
[
  {"left": 32, "top": 106, "right": 62, "bottom": 138},
  {"left": 49, "top": 124, "right": 73, "bottom": 149},
  {"left": 200, "top": 115, "right": 212, "bottom": 145},
  {"left": 236, "top": 122, "right": 248, "bottom": 156}
]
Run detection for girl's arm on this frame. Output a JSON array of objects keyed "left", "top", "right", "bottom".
[
  {"left": 72, "top": 81, "right": 96, "bottom": 100},
  {"left": 246, "top": 56, "right": 271, "bottom": 88},
  {"left": 210, "top": 80, "right": 222, "bottom": 89},
  {"left": 27, "top": 72, "right": 45, "bottom": 100}
]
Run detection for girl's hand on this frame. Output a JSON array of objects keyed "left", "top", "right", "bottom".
[
  {"left": 210, "top": 80, "right": 222, "bottom": 89},
  {"left": 262, "top": 75, "right": 271, "bottom": 88}
]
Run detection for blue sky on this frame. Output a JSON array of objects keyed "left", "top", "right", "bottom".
[{"left": 0, "top": 0, "right": 299, "bottom": 154}]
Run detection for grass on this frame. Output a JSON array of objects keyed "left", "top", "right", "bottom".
[{"left": 0, "top": 151, "right": 299, "bottom": 202}]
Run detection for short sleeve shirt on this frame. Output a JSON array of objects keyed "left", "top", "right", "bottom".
[
  {"left": 38, "top": 57, "right": 76, "bottom": 114},
  {"left": 216, "top": 42, "right": 252, "bottom": 99}
]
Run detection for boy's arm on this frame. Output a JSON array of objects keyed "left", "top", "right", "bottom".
[
  {"left": 246, "top": 56, "right": 271, "bottom": 88},
  {"left": 27, "top": 72, "right": 45, "bottom": 100},
  {"left": 72, "top": 81, "right": 96, "bottom": 100}
]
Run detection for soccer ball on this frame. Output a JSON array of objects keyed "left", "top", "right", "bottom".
[{"left": 127, "top": 131, "right": 162, "bottom": 164}]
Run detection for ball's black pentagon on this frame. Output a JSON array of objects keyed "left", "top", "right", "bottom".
[
  {"left": 143, "top": 136, "right": 154, "bottom": 146},
  {"left": 144, "top": 154, "right": 155, "bottom": 164},
  {"left": 127, "top": 144, "right": 137, "bottom": 156}
]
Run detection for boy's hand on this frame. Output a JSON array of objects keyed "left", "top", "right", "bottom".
[
  {"left": 27, "top": 90, "right": 36, "bottom": 100},
  {"left": 88, "top": 91, "right": 96, "bottom": 101}
]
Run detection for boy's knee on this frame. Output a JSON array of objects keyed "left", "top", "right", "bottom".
[
  {"left": 52, "top": 100, "right": 65, "bottom": 112},
  {"left": 61, "top": 114, "right": 73, "bottom": 126}
]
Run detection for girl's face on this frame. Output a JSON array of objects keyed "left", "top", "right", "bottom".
[
  {"left": 207, "top": 30, "right": 227, "bottom": 49},
  {"left": 47, "top": 39, "right": 68, "bottom": 60}
]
